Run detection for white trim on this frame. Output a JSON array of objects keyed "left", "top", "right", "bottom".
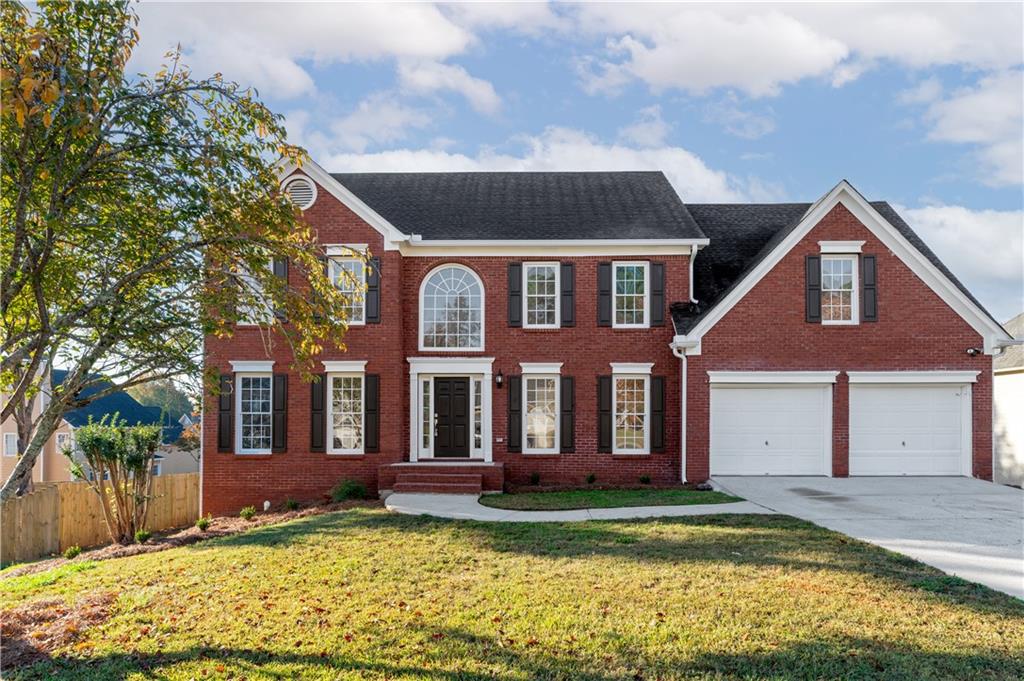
[
  {"left": 612, "top": 374, "right": 650, "bottom": 454},
  {"left": 398, "top": 241, "right": 703, "bottom": 257},
  {"left": 229, "top": 360, "right": 274, "bottom": 372},
  {"left": 407, "top": 357, "right": 494, "bottom": 462},
  {"left": 522, "top": 374, "right": 560, "bottom": 455},
  {"left": 676, "top": 180, "right": 1011, "bottom": 353},
  {"left": 708, "top": 371, "right": 840, "bottom": 384},
  {"left": 522, "top": 262, "right": 560, "bottom": 329},
  {"left": 820, "top": 254, "right": 859, "bottom": 326},
  {"left": 418, "top": 263, "right": 485, "bottom": 352},
  {"left": 847, "top": 370, "right": 980, "bottom": 384},
  {"left": 612, "top": 261, "right": 650, "bottom": 328},
  {"left": 325, "top": 243, "right": 367, "bottom": 256},
  {"left": 520, "top": 362, "right": 563, "bottom": 374},
  {"left": 323, "top": 360, "right": 367, "bottom": 373},
  {"left": 679, "top": 353, "right": 688, "bottom": 482},
  {"left": 326, "top": 372, "right": 365, "bottom": 455},
  {"left": 611, "top": 362, "right": 654, "bottom": 375},
  {"left": 819, "top": 240, "right": 865, "bottom": 253},
  {"left": 281, "top": 175, "right": 317, "bottom": 210},
  {"left": 234, "top": 372, "right": 273, "bottom": 455}
]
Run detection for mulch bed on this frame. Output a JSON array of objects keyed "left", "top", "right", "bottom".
[
  {"left": 1, "top": 499, "right": 383, "bottom": 580},
  {"left": 0, "top": 591, "right": 117, "bottom": 669}
]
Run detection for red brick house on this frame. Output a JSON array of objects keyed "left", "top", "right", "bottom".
[{"left": 201, "top": 161, "right": 1014, "bottom": 515}]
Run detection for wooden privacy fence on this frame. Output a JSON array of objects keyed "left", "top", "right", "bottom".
[{"left": 1, "top": 472, "right": 199, "bottom": 565}]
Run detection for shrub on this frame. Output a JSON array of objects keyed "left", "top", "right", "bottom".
[
  {"left": 639, "top": 475, "right": 651, "bottom": 485},
  {"left": 529, "top": 472, "right": 541, "bottom": 486},
  {"left": 135, "top": 529, "right": 152, "bottom": 544},
  {"left": 331, "top": 479, "right": 367, "bottom": 502},
  {"left": 284, "top": 498, "right": 299, "bottom": 511},
  {"left": 239, "top": 505, "right": 257, "bottom": 521},
  {"left": 195, "top": 515, "right": 210, "bottom": 531},
  {"left": 586, "top": 473, "right": 597, "bottom": 485},
  {"left": 63, "top": 545, "right": 82, "bottom": 560}
]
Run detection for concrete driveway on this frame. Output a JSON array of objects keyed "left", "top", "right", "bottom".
[{"left": 712, "top": 476, "right": 1024, "bottom": 599}]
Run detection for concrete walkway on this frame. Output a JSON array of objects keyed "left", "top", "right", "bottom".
[
  {"left": 713, "top": 476, "right": 1024, "bottom": 600},
  {"left": 384, "top": 493, "right": 771, "bottom": 523}
]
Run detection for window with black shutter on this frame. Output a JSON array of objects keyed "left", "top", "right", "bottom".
[
  {"left": 508, "top": 263, "right": 522, "bottom": 327},
  {"left": 805, "top": 255, "right": 821, "bottom": 322},
  {"left": 560, "top": 262, "right": 575, "bottom": 327},
  {"left": 651, "top": 376, "right": 665, "bottom": 452},
  {"left": 560, "top": 376, "right": 575, "bottom": 452},
  {"left": 272, "top": 374, "right": 287, "bottom": 452},
  {"left": 310, "top": 373, "right": 326, "bottom": 452},
  {"left": 861, "top": 255, "right": 878, "bottom": 322},
  {"left": 365, "top": 374, "right": 380, "bottom": 452},
  {"left": 597, "top": 262, "right": 612, "bottom": 326},
  {"left": 366, "top": 257, "right": 381, "bottom": 323},
  {"left": 597, "top": 376, "right": 612, "bottom": 452},
  {"left": 507, "top": 375, "right": 522, "bottom": 452},
  {"left": 217, "top": 373, "right": 233, "bottom": 452},
  {"left": 650, "top": 262, "right": 665, "bottom": 326}
]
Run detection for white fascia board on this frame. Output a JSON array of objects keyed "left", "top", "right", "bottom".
[
  {"left": 278, "top": 160, "right": 408, "bottom": 251},
  {"left": 519, "top": 362, "right": 563, "bottom": 374},
  {"left": 708, "top": 371, "right": 839, "bottom": 384},
  {"left": 323, "top": 360, "right": 367, "bottom": 373},
  {"left": 611, "top": 362, "right": 654, "bottom": 375},
  {"left": 847, "top": 370, "right": 980, "bottom": 384},
  {"left": 683, "top": 180, "right": 1010, "bottom": 352},
  {"left": 230, "top": 360, "right": 274, "bottom": 372},
  {"left": 398, "top": 240, "right": 704, "bottom": 257},
  {"left": 819, "top": 240, "right": 865, "bottom": 253}
]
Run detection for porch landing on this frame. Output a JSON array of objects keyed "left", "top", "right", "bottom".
[{"left": 378, "top": 461, "right": 504, "bottom": 496}]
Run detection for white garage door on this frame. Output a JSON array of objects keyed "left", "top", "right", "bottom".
[
  {"left": 850, "top": 384, "right": 968, "bottom": 476},
  {"left": 711, "top": 385, "right": 831, "bottom": 475}
]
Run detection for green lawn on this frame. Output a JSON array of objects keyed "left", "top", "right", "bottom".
[
  {"left": 3, "top": 508, "right": 1023, "bottom": 680},
  {"left": 479, "top": 487, "right": 740, "bottom": 510}
]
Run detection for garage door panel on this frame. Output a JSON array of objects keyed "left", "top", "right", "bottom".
[
  {"left": 850, "top": 384, "right": 967, "bottom": 476},
  {"left": 711, "top": 385, "right": 830, "bottom": 476}
]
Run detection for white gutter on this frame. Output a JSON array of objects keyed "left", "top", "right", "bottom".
[{"left": 688, "top": 244, "right": 701, "bottom": 304}]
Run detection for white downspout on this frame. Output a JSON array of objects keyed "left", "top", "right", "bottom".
[{"left": 679, "top": 352, "right": 687, "bottom": 483}]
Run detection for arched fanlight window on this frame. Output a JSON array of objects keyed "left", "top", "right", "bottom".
[{"left": 419, "top": 265, "right": 484, "bottom": 350}]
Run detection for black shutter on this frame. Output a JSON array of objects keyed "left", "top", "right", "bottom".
[
  {"left": 273, "top": 258, "right": 289, "bottom": 321},
  {"left": 861, "top": 255, "right": 878, "bottom": 322},
  {"left": 272, "top": 373, "right": 287, "bottom": 452},
  {"left": 310, "top": 373, "right": 326, "bottom": 452},
  {"left": 651, "top": 376, "right": 665, "bottom": 452},
  {"left": 597, "top": 376, "right": 612, "bottom": 452},
  {"left": 217, "top": 373, "right": 233, "bottom": 452},
  {"left": 507, "top": 375, "right": 522, "bottom": 452},
  {"left": 597, "top": 262, "right": 612, "bottom": 327},
  {"left": 560, "top": 262, "right": 575, "bottom": 327},
  {"left": 560, "top": 376, "right": 575, "bottom": 452},
  {"left": 365, "top": 374, "right": 379, "bottom": 452},
  {"left": 805, "top": 255, "right": 822, "bottom": 323},
  {"left": 650, "top": 262, "right": 665, "bottom": 326},
  {"left": 366, "top": 256, "right": 381, "bottom": 323},
  {"left": 508, "top": 263, "right": 522, "bottom": 327}
]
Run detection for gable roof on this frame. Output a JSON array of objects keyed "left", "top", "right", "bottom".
[
  {"left": 995, "top": 313, "right": 1024, "bottom": 371},
  {"left": 330, "top": 172, "right": 706, "bottom": 241},
  {"left": 51, "top": 370, "right": 180, "bottom": 442},
  {"left": 671, "top": 181, "right": 1009, "bottom": 351}
]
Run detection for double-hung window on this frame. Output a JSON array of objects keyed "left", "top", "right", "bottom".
[
  {"left": 613, "top": 262, "right": 649, "bottom": 328},
  {"left": 3, "top": 432, "right": 17, "bottom": 457},
  {"left": 524, "top": 376, "right": 559, "bottom": 453},
  {"left": 236, "top": 373, "right": 273, "bottom": 454},
  {"left": 328, "top": 373, "right": 364, "bottom": 454},
  {"left": 523, "top": 263, "right": 559, "bottom": 328},
  {"left": 329, "top": 252, "right": 366, "bottom": 326},
  {"left": 821, "top": 255, "right": 858, "bottom": 324},
  {"left": 611, "top": 364, "right": 651, "bottom": 454}
]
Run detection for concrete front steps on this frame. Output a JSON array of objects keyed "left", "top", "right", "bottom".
[
  {"left": 393, "top": 472, "right": 482, "bottom": 494},
  {"left": 379, "top": 461, "right": 504, "bottom": 496}
]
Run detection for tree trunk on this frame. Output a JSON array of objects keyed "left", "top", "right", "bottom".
[{"left": 0, "top": 402, "right": 64, "bottom": 501}]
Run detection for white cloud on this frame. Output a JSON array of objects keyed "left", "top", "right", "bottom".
[
  {"left": 617, "top": 105, "right": 670, "bottom": 147},
  {"left": 398, "top": 61, "right": 501, "bottom": 115},
  {"left": 924, "top": 71, "right": 1024, "bottom": 186},
  {"left": 319, "top": 126, "right": 778, "bottom": 202},
  {"left": 704, "top": 95, "right": 776, "bottom": 139},
  {"left": 328, "top": 94, "right": 433, "bottom": 153},
  {"left": 898, "top": 77, "right": 943, "bottom": 105},
  {"left": 900, "top": 204, "right": 1024, "bottom": 322},
  {"left": 442, "top": 2, "right": 566, "bottom": 35}
]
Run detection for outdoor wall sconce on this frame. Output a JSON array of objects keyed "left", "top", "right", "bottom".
[{"left": 495, "top": 370, "right": 504, "bottom": 388}]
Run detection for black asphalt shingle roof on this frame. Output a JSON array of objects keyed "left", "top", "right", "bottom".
[
  {"left": 331, "top": 172, "right": 706, "bottom": 241},
  {"left": 51, "top": 370, "right": 180, "bottom": 442},
  {"left": 673, "top": 201, "right": 1003, "bottom": 335}
]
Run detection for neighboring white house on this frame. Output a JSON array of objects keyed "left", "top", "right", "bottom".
[{"left": 994, "top": 312, "right": 1023, "bottom": 487}]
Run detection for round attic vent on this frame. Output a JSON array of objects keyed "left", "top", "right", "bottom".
[{"left": 282, "top": 176, "right": 316, "bottom": 210}]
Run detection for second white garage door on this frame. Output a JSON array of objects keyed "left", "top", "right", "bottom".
[
  {"left": 711, "top": 385, "right": 831, "bottom": 475},
  {"left": 849, "top": 384, "right": 969, "bottom": 476}
]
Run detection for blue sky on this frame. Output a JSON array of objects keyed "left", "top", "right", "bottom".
[{"left": 134, "top": 2, "right": 1023, "bottom": 321}]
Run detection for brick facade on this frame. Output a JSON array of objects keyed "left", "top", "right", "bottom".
[{"left": 202, "top": 176, "right": 995, "bottom": 516}]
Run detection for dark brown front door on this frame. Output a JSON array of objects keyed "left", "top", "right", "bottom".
[{"left": 434, "top": 378, "right": 470, "bottom": 457}]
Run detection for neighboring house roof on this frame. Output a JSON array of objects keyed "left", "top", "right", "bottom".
[
  {"left": 995, "top": 313, "right": 1024, "bottom": 371},
  {"left": 51, "top": 370, "right": 180, "bottom": 442},
  {"left": 673, "top": 199, "right": 1004, "bottom": 336},
  {"left": 331, "top": 172, "right": 706, "bottom": 241}
]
